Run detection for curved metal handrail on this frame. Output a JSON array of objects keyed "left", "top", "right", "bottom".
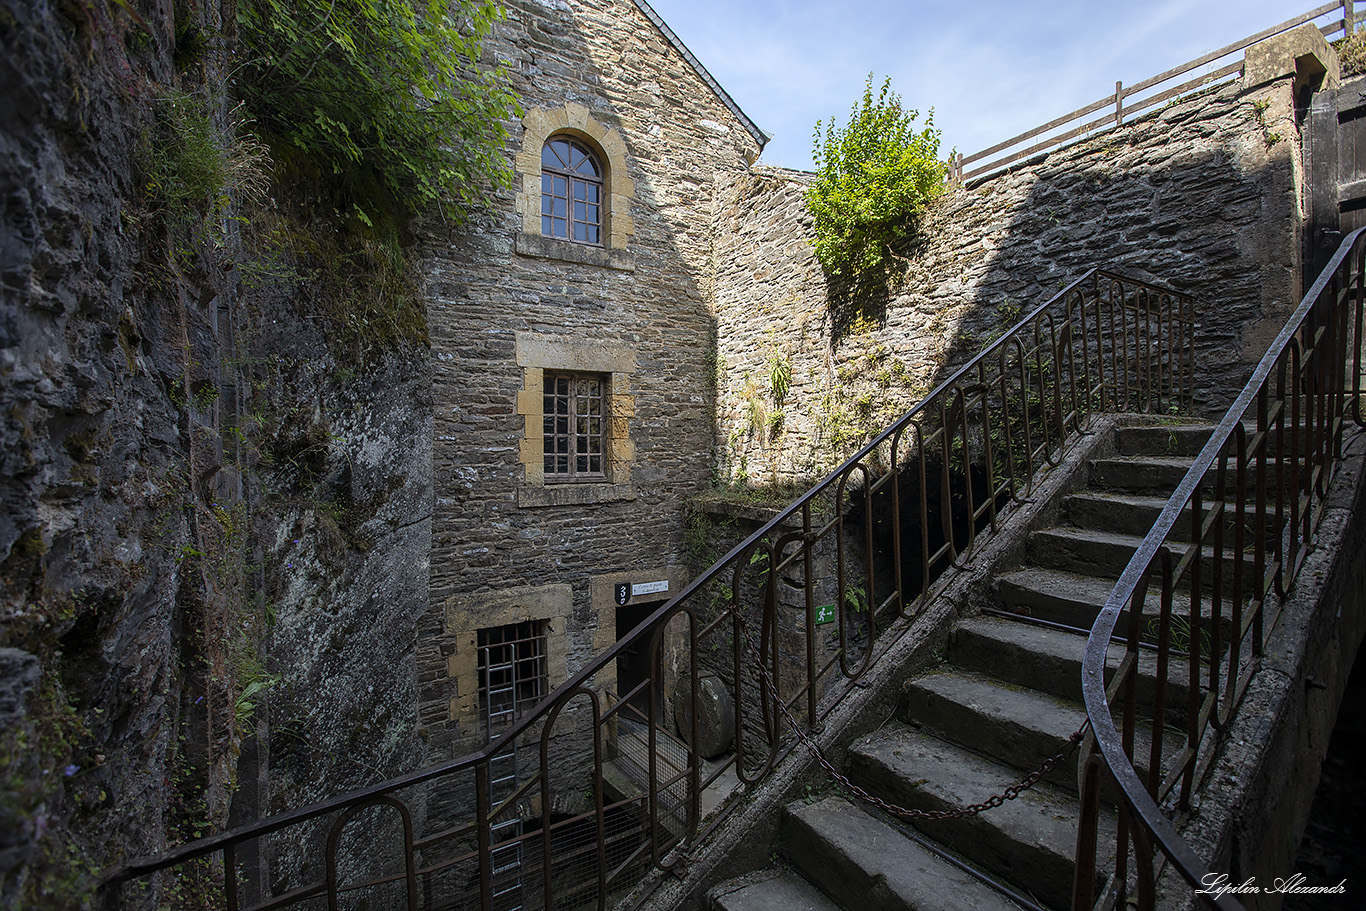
[{"left": 1077, "top": 227, "right": 1366, "bottom": 910}]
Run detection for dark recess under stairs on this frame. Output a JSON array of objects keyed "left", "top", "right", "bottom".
[{"left": 707, "top": 422, "right": 1214, "bottom": 911}]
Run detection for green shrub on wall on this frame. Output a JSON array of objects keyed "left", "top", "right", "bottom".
[{"left": 807, "top": 76, "right": 946, "bottom": 292}]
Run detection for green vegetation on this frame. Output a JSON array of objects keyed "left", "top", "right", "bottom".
[
  {"left": 0, "top": 668, "right": 99, "bottom": 909},
  {"left": 136, "top": 1, "right": 522, "bottom": 357},
  {"left": 1336, "top": 29, "right": 1366, "bottom": 77},
  {"left": 234, "top": 0, "right": 519, "bottom": 233},
  {"left": 807, "top": 76, "right": 947, "bottom": 301},
  {"left": 143, "top": 91, "right": 268, "bottom": 222},
  {"left": 226, "top": 0, "right": 520, "bottom": 356}
]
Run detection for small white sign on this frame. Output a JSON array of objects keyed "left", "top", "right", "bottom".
[{"left": 634, "top": 580, "right": 669, "bottom": 596}]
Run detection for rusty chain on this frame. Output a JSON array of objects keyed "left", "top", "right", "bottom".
[{"left": 733, "top": 608, "right": 1088, "bottom": 821}]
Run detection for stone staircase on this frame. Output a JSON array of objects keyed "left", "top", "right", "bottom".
[{"left": 708, "top": 422, "right": 1214, "bottom": 911}]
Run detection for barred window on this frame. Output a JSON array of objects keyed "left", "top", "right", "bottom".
[
  {"left": 541, "top": 137, "right": 603, "bottom": 245},
  {"left": 478, "top": 621, "right": 547, "bottom": 733},
  {"left": 543, "top": 372, "right": 606, "bottom": 481}
]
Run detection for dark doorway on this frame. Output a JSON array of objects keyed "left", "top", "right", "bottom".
[{"left": 615, "top": 600, "right": 667, "bottom": 722}]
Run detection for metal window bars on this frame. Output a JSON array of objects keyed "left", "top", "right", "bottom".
[{"left": 480, "top": 622, "right": 548, "bottom": 911}]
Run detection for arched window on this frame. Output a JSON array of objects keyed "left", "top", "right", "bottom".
[{"left": 541, "top": 137, "right": 603, "bottom": 245}]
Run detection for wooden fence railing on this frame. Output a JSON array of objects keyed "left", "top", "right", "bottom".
[{"left": 952, "top": 1, "right": 1361, "bottom": 185}]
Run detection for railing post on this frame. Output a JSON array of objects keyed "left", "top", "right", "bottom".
[
  {"left": 1115, "top": 81, "right": 1123, "bottom": 127},
  {"left": 1072, "top": 751, "right": 1104, "bottom": 910},
  {"left": 1348, "top": 0, "right": 1356, "bottom": 35}
]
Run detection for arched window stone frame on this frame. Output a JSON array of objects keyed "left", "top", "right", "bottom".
[{"left": 515, "top": 103, "right": 635, "bottom": 270}]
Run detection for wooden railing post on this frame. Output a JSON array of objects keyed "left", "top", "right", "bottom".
[
  {"left": 1349, "top": 0, "right": 1356, "bottom": 35},
  {"left": 1115, "top": 81, "right": 1124, "bottom": 127}
]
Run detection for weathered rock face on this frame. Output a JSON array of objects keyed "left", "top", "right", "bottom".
[
  {"left": 1, "top": 0, "right": 434, "bottom": 901},
  {"left": 234, "top": 297, "right": 434, "bottom": 892},
  {"left": 1, "top": 1, "right": 195, "bottom": 898},
  {"left": 712, "top": 73, "right": 1306, "bottom": 485}
]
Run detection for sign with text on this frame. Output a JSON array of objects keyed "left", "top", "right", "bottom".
[{"left": 615, "top": 580, "right": 669, "bottom": 605}]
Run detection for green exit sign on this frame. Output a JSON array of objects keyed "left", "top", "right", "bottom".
[{"left": 814, "top": 603, "right": 836, "bottom": 625}]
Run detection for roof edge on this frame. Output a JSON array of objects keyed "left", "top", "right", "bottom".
[{"left": 630, "top": 0, "right": 770, "bottom": 153}]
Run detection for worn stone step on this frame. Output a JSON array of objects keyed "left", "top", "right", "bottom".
[
  {"left": 1089, "top": 455, "right": 1198, "bottom": 493},
  {"left": 1115, "top": 424, "right": 1215, "bottom": 457},
  {"left": 846, "top": 723, "right": 1115, "bottom": 911},
  {"left": 950, "top": 615, "right": 1193, "bottom": 726},
  {"left": 1065, "top": 490, "right": 1180, "bottom": 537},
  {"left": 898, "top": 668, "right": 1184, "bottom": 798},
  {"left": 1026, "top": 526, "right": 1259, "bottom": 587},
  {"left": 782, "top": 796, "right": 1025, "bottom": 911},
  {"left": 1112, "top": 421, "right": 1324, "bottom": 459},
  {"left": 996, "top": 566, "right": 1124, "bottom": 629},
  {"left": 1026, "top": 526, "right": 1152, "bottom": 578},
  {"left": 899, "top": 668, "right": 1087, "bottom": 794},
  {"left": 709, "top": 869, "right": 841, "bottom": 911},
  {"left": 995, "top": 566, "right": 1237, "bottom": 648},
  {"left": 1065, "top": 490, "right": 1286, "bottom": 544}
]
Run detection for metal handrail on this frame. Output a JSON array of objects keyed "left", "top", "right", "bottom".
[
  {"left": 1074, "top": 227, "right": 1366, "bottom": 911},
  {"left": 953, "top": 2, "right": 1353, "bottom": 184},
  {"left": 101, "top": 270, "right": 1194, "bottom": 910}
]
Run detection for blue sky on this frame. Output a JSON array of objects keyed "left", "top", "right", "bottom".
[{"left": 643, "top": 1, "right": 1334, "bottom": 170}]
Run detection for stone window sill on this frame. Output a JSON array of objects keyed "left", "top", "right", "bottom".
[
  {"left": 517, "top": 482, "right": 636, "bottom": 508},
  {"left": 515, "top": 232, "right": 635, "bottom": 272}
]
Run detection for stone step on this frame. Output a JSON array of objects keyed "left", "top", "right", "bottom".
[
  {"left": 1113, "top": 421, "right": 1325, "bottom": 459},
  {"left": 898, "top": 668, "right": 1183, "bottom": 798},
  {"left": 1026, "top": 526, "right": 1259, "bottom": 587},
  {"left": 710, "top": 869, "right": 841, "bottom": 911},
  {"left": 950, "top": 615, "right": 1193, "bottom": 726},
  {"left": 899, "top": 668, "right": 1087, "bottom": 795},
  {"left": 995, "top": 566, "right": 1237, "bottom": 648},
  {"left": 1025, "top": 526, "right": 1152, "bottom": 578},
  {"left": 1115, "top": 424, "right": 1215, "bottom": 457},
  {"left": 782, "top": 796, "right": 1025, "bottom": 911},
  {"left": 1089, "top": 455, "right": 1198, "bottom": 494},
  {"left": 846, "top": 723, "right": 1115, "bottom": 911},
  {"left": 1065, "top": 490, "right": 1286, "bottom": 543}
]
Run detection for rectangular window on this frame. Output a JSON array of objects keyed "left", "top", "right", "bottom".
[
  {"left": 543, "top": 372, "right": 606, "bottom": 481},
  {"left": 478, "top": 621, "right": 547, "bottom": 734}
]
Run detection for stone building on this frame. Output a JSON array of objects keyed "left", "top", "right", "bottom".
[
  {"left": 418, "top": 0, "right": 767, "bottom": 760},
  {"left": 415, "top": 0, "right": 1316, "bottom": 767}
]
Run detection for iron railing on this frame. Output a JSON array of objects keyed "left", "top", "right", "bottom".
[
  {"left": 100, "top": 270, "right": 1193, "bottom": 911},
  {"left": 952, "top": 2, "right": 1358, "bottom": 185},
  {"left": 1074, "top": 228, "right": 1366, "bottom": 911}
]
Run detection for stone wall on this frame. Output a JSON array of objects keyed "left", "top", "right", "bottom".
[
  {"left": 711, "top": 61, "right": 1311, "bottom": 487},
  {"left": 419, "top": 0, "right": 763, "bottom": 759}
]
